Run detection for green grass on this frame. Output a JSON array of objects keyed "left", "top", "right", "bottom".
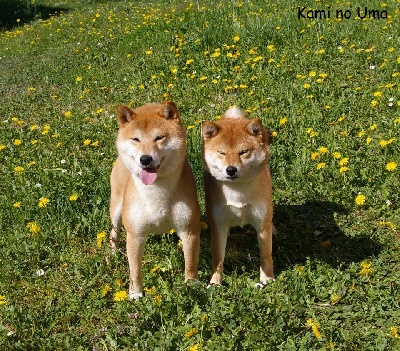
[{"left": 1, "top": 0, "right": 399, "bottom": 349}]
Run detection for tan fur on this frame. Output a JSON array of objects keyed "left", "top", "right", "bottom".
[
  {"left": 202, "top": 107, "right": 275, "bottom": 285},
  {"left": 110, "top": 101, "right": 200, "bottom": 299}
]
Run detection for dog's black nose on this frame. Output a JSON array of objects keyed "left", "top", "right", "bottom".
[
  {"left": 140, "top": 155, "right": 153, "bottom": 166},
  {"left": 226, "top": 166, "right": 237, "bottom": 177}
]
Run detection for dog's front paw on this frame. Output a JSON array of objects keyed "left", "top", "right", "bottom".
[
  {"left": 209, "top": 272, "right": 222, "bottom": 286},
  {"left": 129, "top": 292, "right": 143, "bottom": 300},
  {"left": 260, "top": 267, "right": 275, "bottom": 285}
]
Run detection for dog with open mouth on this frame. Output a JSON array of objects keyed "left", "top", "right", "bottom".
[
  {"left": 109, "top": 101, "right": 200, "bottom": 299},
  {"left": 202, "top": 107, "right": 275, "bottom": 286}
]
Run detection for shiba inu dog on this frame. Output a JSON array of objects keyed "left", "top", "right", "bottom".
[
  {"left": 109, "top": 101, "right": 200, "bottom": 299},
  {"left": 202, "top": 107, "right": 275, "bottom": 286}
]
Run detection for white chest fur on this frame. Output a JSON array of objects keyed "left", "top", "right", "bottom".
[{"left": 214, "top": 181, "right": 267, "bottom": 230}]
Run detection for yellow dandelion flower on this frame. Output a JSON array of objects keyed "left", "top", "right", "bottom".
[
  {"left": 91, "top": 141, "right": 99, "bottom": 147},
  {"left": 311, "top": 152, "right": 319, "bottom": 161},
  {"left": 184, "top": 328, "right": 197, "bottom": 339},
  {"left": 76, "top": 76, "right": 82, "bottom": 82},
  {"left": 144, "top": 286, "right": 157, "bottom": 295},
  {"left": 306, "top": 319, "right": 322, "bottom": 340},
  {"left": 386, "top": 162, "right": 397, "bottom": 171},
  {"left": 390, "top": 326, "right": 400, "bottom": 338},
  {"left": 189, "top": 344, "right": 200, "bottom": 351},
  {"left": 339, "top": 166, "right": 349, "bottom": 173},
  {"left": 170, "top": 67, "right": 178, "bottom": 74},
  {"left": 380, "top": 140, "right": 388, "bottom": 147},
  {"left": 96, "top": 231, "right": 106, "bottom": 248},
  {"left": 316, "top": 162, "right": 326, "bottom": 170},
  {"left": 38, "top": 197, "right": 50, "bottom": 208},
  {"left": 379, "top": 221, "right": 397, "bottom": 231},
  {"left": 295, "top": 265, "right": 305, "bottom": 275},
  {"left": 101, "top": 284, "right": 111, "bottom": 297},
  {"left": 13, "top": 202, "right": 21, "bottom": 208},
  {"left": 13, "top": 139, "right": 22, "bottom": 146},
  {"left": 359, "top": 261, "right": 373, "bottom": 276},
  {"left": 154, "top": 294, "right": 162, "bottom": 305},
  {"left": 0, "top": 295, "right": 6, "bottom": 306},
  {"left": 113, "top": 290, "right": 128, "bottom": 302},
  {"left": 26, "top": 221, "right": 41, "bottom": 234},
  {"left": 366, "top": 137, "right": 372, "bottom": 145},
  {"left": 64, "top": 111, "right": 72, "bottom": 117},
  {"left": 370, "top": 124, "right": 377, "bottom": 131},
  {"left": 14, "top": 166, "right": 25, "bottom": 174},
  {"left": 358, "top": 130, "right": 365, "bottom": 137},
  {"left": 355, "top": 194, "right": 366, "bottom": 206},
  {"left": 267, "top": 44, "right": 275, "bottom": 52},
  {"left": 199, "top": 76, "right": 208, "bottom": 81},
  {"left": 333, "top": 152, "right": 342, "bottom": 159},
  {"left": 279, "top": 117, "right": 288, "bottom": 125},
  {"left": 0, "top": 145, "right": 5, "bottom": 151},
  {"left": 69, "top": 194, "right": 78, "bottom": 201},
  {"left": 330, "top": 293, "right": 342, "bottom": 304},
  {"left": 309, "top": 71, "right": 317, "bottom": 77},
  {"left": 233, "top": 35, "right": 240, "bottom": 43},
  {"left": 145, "top": 49, "right": 152, "bottom": 55},
  {"left": 318, "top": 146, "right": 328, "bottom": 154},
  {"left": 83, "top": 139, "right": 91, "bottom": 146},
  {"left": 150, "top": 265, "right": 161, "bottom": 274},
  {"left": 303, "top": 83, "right": 311, "bottom": 89},
  {"left": 339, "top": 158, "right": 349, "bottom": 166}
]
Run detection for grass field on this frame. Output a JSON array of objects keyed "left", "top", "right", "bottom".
[{"left": 0, "top": 0, "right": 399, "bottom": 349}]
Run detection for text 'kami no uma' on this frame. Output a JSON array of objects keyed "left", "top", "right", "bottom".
[{"left": 298, "top": 6, "right": 389, "bottom": 20}]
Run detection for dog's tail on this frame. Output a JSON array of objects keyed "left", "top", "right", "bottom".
[{"left": 223, "top": 106, "right": 247, "bottom": 119}]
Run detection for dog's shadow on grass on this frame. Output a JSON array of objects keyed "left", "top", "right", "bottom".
[{"left": 217, "top": 201, "right": 382, "bottom": 276}]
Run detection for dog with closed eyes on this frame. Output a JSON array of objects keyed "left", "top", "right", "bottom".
[{"left": 202, "top": 107, "right": 275, "bottom": 286}]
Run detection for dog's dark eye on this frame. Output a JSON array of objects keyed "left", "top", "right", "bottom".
[
  {"left": 155, "top": 135, "right": 165, "bottom": 142},
  {"left": 239, "top": 150, "right": 248, "bottom": 155},
  {"left": 217, "top": 151, "right": 226, "bottom": 155},
  {"left": 131, "top": 137, "right": 140, "bottom": 142}
]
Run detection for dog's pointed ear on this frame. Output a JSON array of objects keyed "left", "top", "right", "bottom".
[
  {"left": 247, "top": 118, "right": 271, "bottom": 144},
  {"left": 160, "top": 100, "right": 179, "bottom": 120},
  {"left": 117, "top": 105, "right": 135, "bottom": 127},
  {"left": 247, "top": 118, "right": 263, "bottom": 136},
  {"left": 202, "top": 121, "right": 220, "bottom": 139}
]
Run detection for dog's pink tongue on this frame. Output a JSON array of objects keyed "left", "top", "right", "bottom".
[{"left": 139, "top": 168, "right": 158, "bottom": 185}]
